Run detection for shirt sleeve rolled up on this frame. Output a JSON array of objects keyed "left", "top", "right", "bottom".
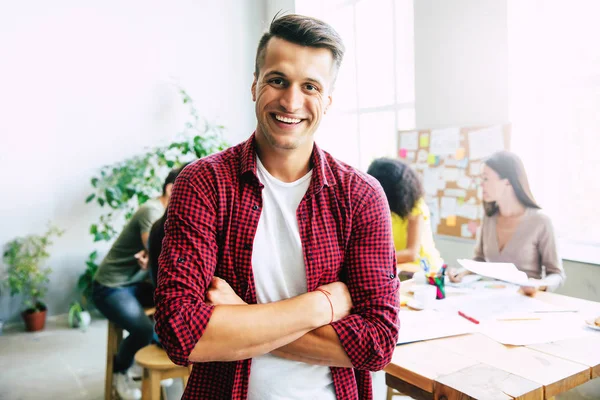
[
  {"left": 331, "top": 184, "right": 400, "bottom": 371},
  {"left": 154, "top": 175, "right": 218, "bottom": 366}
]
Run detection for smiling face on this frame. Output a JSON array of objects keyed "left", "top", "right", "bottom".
[
  {"left": 481, "top": 164, "right": 511, "bottom": 202},
  {"left": 251, "top": 37, "right": 334, "bottom": 154}
]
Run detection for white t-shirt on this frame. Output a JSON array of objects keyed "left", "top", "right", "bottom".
[{"left": 247, "top": 158, "right": 337, "bottom": 400}]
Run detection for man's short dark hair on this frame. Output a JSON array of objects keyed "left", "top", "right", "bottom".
[
  {"left": 162, "top": 164, "right": 188, "bottom": 195},
  {"left": 255, "top": 14, "right": 345, "bottom": 79}
]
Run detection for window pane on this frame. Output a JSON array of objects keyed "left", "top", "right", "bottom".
[
  {"left": 396, "top": 108, "right": 416, "bottom": 131},
  {"left": 355, "top": 0, "right": 395, "bottom": 108},
  {"left": 318, "top": 110, "right": 360, "bottom": 168},
  {"left": 358, "top": 111, "right": 396, "bottom": 170},
  {"left": 395, "top": 0, "right": 415, "bottom": 104},
  {"left": 326, "top": 5, "right": 357, "bottom": 111}
]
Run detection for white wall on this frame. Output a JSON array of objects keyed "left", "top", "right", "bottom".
[
  {"left": 414, "top": 0, "right": 599, "bottom": 303},
  {"left": 414, "top": 0, "right": 509, "bottom": 128},
  {"left": 0, "top": 1, "right": 264, "bottom": 321}
]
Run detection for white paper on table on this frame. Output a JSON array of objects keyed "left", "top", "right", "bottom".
[
  {"left": 430, "top": 128, "right": 460, "bottom": 156},
  {"left": 399, "top": 131, "right": 419, "bottom": 151},
  {"left": 433, "top": 290, "right": 568, "bottom": 321},
  {"left": 479, "top": 313, "right": 596, "bottom": 346},
  {"left": 468, "top": 125, "right": 504, "bottom": 160},
  {"left": 457, "top": 259, "right": 534, "bottom": 285},
  {"left": 397, "top": 309, "right": 477, "bottom": 345},
  {"left": 440, "top": 197, "right": 457, "bottom": 218}
]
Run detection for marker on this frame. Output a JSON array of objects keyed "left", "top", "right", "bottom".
[{"left": 458, "top": 310, "right": 480, "bottom": 324}]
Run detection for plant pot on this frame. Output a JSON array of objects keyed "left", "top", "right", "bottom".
[{"left": 22, "top": 304, "right": 47, "bottom": 332}]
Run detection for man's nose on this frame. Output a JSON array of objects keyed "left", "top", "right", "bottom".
[{"left": 279, "top": 84, "right": 303, "bottom": 112}]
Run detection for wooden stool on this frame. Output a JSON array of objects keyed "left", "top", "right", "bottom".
[
  {"left": 135, "top": 344, "right": 192, "bottom": 400},
  {"left": 104, "top": 307, "right": 156, "bottom": 400}
]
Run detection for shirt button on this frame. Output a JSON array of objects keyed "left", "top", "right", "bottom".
[
  {"left": 177, "top": 257, "right": 185, "bottom": 263},
  {"left": 252, "top": 205, "right": 259, "bottom": 210},
  {"left": 389, "top": 273, "right": 395, "bottom": 279},
  {"left": 244, "top": 244, "right": 251, "bottom": 250}
]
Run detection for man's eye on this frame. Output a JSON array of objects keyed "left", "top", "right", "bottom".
[
  {"left": 270, "top": 78, "right": 284, "bottom": 86},
  {"left": 305, "top": 84, "right": 317, "bottom": 91}
]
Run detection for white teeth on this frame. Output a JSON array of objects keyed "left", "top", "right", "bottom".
[{"left": 275, "top": 114, "right": 301, "bottom": 124}]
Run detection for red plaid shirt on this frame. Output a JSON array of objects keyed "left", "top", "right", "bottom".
[{"left": 155, "top": 135, "right": 400, "bottom": 400}]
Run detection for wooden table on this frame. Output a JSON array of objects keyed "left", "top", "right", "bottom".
[{"left": 384, "top": 291, "right": 600, "bottom": 399}]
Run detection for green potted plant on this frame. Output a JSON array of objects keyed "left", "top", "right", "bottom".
[
  {"left": 78, "top": 87, "right": 228, "bottom": 304},
  {"left": 68, "top": 301, "right": 91, "bottom": 332},
  {"left": 3, "top": 225, "right": 63, "bottom": 332}
]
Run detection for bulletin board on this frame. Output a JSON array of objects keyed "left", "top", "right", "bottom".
[{"left": 397, "top": 125, "right": 511, "bottom": 240}]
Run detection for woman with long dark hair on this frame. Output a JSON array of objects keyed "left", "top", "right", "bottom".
[{"left": 449, "top": 151, "right": 565, "bottom": 293}]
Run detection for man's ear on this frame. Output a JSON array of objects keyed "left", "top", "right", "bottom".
[
  {"left": 324, "top": 94, "right": 333, "bottom": 114},
  {"left": 251, "top": 73, "right": 257, "bottom": 102}
]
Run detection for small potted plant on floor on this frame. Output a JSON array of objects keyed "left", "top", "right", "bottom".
[
  {"left": 68, "top": 301, "right": 91, "bottom": 332},
  {"left": 3, "top": 225, "right": 63, "bottom": 332}
]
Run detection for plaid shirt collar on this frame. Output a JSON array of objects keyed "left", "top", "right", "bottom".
[{"left": 239, "top": 132, "right": 337, "bottom": 197}]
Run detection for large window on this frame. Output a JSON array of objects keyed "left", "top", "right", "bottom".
[
  {"left": 508, "top": 0, "right": 600, "bottom": 263},
  {"left": 296, "top": 0, "right": 415, "bottom": 170}
]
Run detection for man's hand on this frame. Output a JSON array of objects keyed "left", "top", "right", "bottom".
[
  {"left": 315, "top": 282, "right": 353, "bottom": 323},
  {"left": 134, "top": 250, "right": 149, "bottom": 270},
  {"left": 206, "top": 277, "right": 247, "bottom": 306}
]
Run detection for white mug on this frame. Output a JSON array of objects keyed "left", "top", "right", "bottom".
[{"left": 412, "top": 284, "right": 437, "bottom": 309}]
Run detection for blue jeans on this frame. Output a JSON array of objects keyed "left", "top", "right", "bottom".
[{"left": 92, "top": 281, "right": 157, "bottom": 373}]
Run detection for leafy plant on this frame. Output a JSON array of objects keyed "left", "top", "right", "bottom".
[
  {"left": 79, "top": 88, "right": 228, "bottom": 304},
  {"left": 77, "top": 251, "right": 98, "bottom": 309},
  {"left": 3, "top": 225, "right": 64, "bottom": 312}
]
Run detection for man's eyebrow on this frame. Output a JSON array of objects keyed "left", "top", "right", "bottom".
[
  {"left": 264, "top": 71, "right": 325, "bottom": 87},
  {"left": 264, "top": 71, "right": 287, "bottom": 78}
]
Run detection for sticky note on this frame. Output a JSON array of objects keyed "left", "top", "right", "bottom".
[
  {"left": 457, "top": 158, "right": 469, "bottom": 169},
  {"left": 455, "top": 147, "right": 466, "bottom": 160},
  {"left": 419, "top": 134, "right": 429, "bottom": 148},
  {"left": 468, "top": 221, "right": 478, "bottom": 234},
  {"left": 399, "top": 148, "right": 407, "bottom": 158},
  {"left": 457, "top": 197, "right": 465, "bottom": 206},
  {"left": 446, "top": 215, "right": 456, "bottom": 226},
  {"left": 427, "top": 154, "right": 437, "bottom": 165}
]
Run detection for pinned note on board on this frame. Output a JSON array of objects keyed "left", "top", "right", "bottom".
[
  {"left": 427, "top": 154, "right": 437, "bottom": 165},
  {"left": 419, "top": 133, "right": 430, "bottom": 148},
  {"left": 446, "top": 215, "right": 457, "bottom": 227},
  {"left": 468, "top": 221, "right": 478, "bottom": 235},
  {"left": 399, "top": 148, "right": 407, "bottom": 158},
  {"left": 455, "top": 147, "right": 466, "bottom": 160}
]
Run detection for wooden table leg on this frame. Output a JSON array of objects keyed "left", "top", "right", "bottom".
[{"left": 386, "top": 373, "right": 434, "bottom": 400}]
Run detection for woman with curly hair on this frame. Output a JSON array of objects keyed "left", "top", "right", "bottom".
[{"left": 367, "top": 158, "right": 444, "bottom": 272}]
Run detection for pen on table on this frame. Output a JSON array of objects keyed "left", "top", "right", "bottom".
[{"left": 458, "top": 310, "right": 480, "bottom": 324}]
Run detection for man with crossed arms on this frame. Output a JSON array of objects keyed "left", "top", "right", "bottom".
[{"left": 155, "top": 14, "right": 400, "bottom": 400}]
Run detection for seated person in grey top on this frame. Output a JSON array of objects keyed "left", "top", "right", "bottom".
[{"left": 449, "top": 151, "right": 565, "bottom": 295}]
